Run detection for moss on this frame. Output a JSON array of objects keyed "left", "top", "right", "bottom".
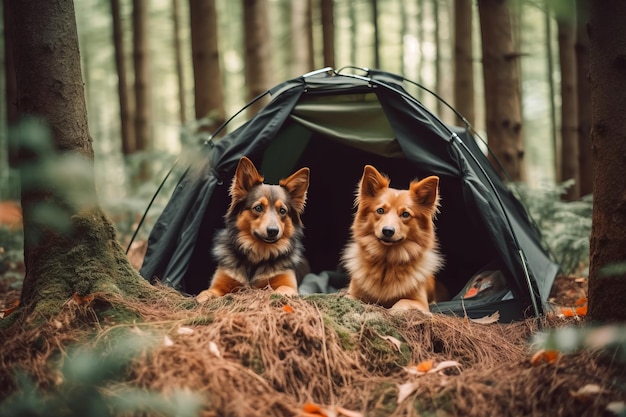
[{"left": 366, "top": 382, "right": 399, "bottom": 417}]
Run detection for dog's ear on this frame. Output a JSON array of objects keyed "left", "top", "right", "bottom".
[
  {"left": 359, "top": 165, "right": 389, "bottom": 200},
  {"left": 280, "top": 167, "right": 310, "bottom": 214},
  {"left": 230, "top": 157, "right": 264, "bottom": 201},
  {"left": 410, "top": 176, "right": 440, "bottom": 216}
]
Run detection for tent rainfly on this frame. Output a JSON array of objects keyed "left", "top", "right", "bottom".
[{"left": 138, "top": 67, "right": 559, "bottom": 322}]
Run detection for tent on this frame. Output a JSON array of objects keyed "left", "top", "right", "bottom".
[{"left": 138, "top": 67, "right": 559, "bottom": 322}]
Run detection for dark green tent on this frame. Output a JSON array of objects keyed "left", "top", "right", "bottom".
[{"left": 139, "top": 68, "right": 559, "bottom": 322}]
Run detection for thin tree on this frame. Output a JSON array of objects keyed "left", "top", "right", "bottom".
[
  {"left": 587, "top": 0, "right": 626, "bottom": 322},
  {"left": 554, "top": 1, "right": 580, "bottom": 201},
  {"left": 477, "top": 0, "right": 525, "bottom": 182},
  {"left": 576, "top": 0, "right": 593, "bottom": 197},
  {"left": 3, "top": 1, "right": 17, "bottom": 127},
  {"left": 110, "top": 0, "right": 136, "bottom": 155},
  {"left": 453, "top": 0, "right": 475, "bottom": 126},
  {"left": 320, "top": 0, "right": 335, "bottom": 68},
  {"left": 11, "top": 0, "right": 150, "bottom": 315},
  {"left": 371, "top": 0, "right": 380, "bottom": 69},
  {"left": 189, "top": 0, "right": 225, "bottom": 133},
  {"left": 132, "top": 0, "right": 151, "bottom": 156},
  {"left": 172, "top": 0, "right": 187, "bottom": 124},
  {"left": 290, "top": 0, "right": 315, "bottom": 77},
  {"left": 243, "top": 0, "right": 274, "bottom": 116}
]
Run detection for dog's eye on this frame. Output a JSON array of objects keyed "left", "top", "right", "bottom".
[
  {"left": 279, "top": 207, "right": 287, "bottom": 215},
  {"left": 401, "top": 211, "right": 411, "bottom": 218},
  {"left": 252, "top": 204, "right": 263, "bottom": 213},
  {"left": 376, "top": 208, "right": 385, "bottom": 214}
]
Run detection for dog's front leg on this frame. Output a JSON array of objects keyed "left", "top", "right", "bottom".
[
  {"left": 266, "top": 272, "right": 298, "bottom": 295},
  {"left": 197, "top": 269, "right": 243, "bottom": 302}
]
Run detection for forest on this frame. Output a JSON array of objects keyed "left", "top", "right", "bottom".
[{"left": 1, "top": 0, "right": 625, "bottom": 416}]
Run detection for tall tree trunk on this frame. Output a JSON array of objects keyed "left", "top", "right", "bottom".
[
  {"left": 132, "top": 0, "right": 151, "bottom": 154},
  {"left": 371, "top": 0, "right": 380, "bottom": 69},
  {"left": 172, "top": 0, "right": 187, "bottom": 124},
  {"left": 290, "top": 0, "right": 315, "bottom": 77},
  {"left": 349, "top": 1, "right": 357, "bottom": 65},
  {"left": 544, "top": 0, "right": 558, "bottom": 182},
  {"left": 555, "top": 2, "right": 580, "bottom": 201},
  {"left": 243, "top": 0, "right": 273, "bottom": 116},
  {"left": 11, "top": 0, "right": 149, "bottom": 314},
  {"left": 320, "top": 0, "right": 335, "bottom": 68},
  {"left": 453, "top": 0, "right": 475, "bottom": 126},
  {"left": 477, "top": 0, "right": 525, "bottom": 182},
  {"left": 433, "top": 0, "right": 443, "bottom": 118},
  {"left": 189, "top": 0, "right": 225, "bottom": 132},
  {"left": 576, "top": 0, "right": 593, "bottom": 197},
  {"left": 110, "top": 0, "right": 136, "bottom": 156},
  {"left": 3, "top": 1, "right": 17, "bottom": 127},
  {"left": 587, "top": 0, "right": 626, "bottom": 322}
]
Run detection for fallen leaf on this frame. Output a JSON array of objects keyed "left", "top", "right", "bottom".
[
  {"left": 397, "top": 381, "right": 420, "bottom": 403},
  {"left": 177, "top": 326, "right": 194, "bottom": 335},
  {"left": 575, "top": 297, "right": 588, "bottom": 306},
  {"left": 208, "top": 341, "right": 222, "bottom": 358},
  {"left": 302, "top": 402, "right": 330, "bottom": 416},
  {"left": 570, "top": 384, "right": 605, "bottom": 401},
  {"left": 335, "top": 406, "right": 364, "bottom": 417},
  {"left": 163, "top": 335, "right": 174, "bottom": 347},
  {"left": 1, "top": 300, "right": 19, "bottom": 318},
  {"left": 530, "top": 349, "right": 560, "bottom": 366},
  {"left": 381, "top": 335, "right": 403, "bottom": 352},
  {"left": 283, "top": 304, "right": 295, "bottom": 313},
  {"left": 72, "top": 293, "right": 95, "bottom": 305},
  {"left": 606, "top": 401, "right": 625, "bottom": 415},
  {"left": 430, "top": 360, "right": 461, "bottom": 374},
  {"left": 469, "top": 311, "right": 500, "bottom": 324},
  {"left": 416, "top": 359, "right": 434, "bottom": 373}
]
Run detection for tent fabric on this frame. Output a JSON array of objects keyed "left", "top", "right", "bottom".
[{"left": 139, "top": 68, "right": 559, "bottom": 322}]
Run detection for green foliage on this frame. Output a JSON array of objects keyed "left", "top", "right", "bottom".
[
  {"left": 511, "top": 180, "right": 592, "bottom": 275},
  {"left": 0, "top": 334, "right": 203, "bottom": 417},
  {"left": 532, "top": 323, "right": 626, "bottom": 363}
]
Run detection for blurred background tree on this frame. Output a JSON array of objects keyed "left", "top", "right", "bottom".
[{"left": 0, "top": 0, "right": 598, "bottom": 277}]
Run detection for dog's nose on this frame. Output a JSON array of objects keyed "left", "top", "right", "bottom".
[
  {"left": 266, "top": 226, "right": 279, "bottom": 238},
  {"left": 382, "top": 226, "right": 395, "bottom": 237}
]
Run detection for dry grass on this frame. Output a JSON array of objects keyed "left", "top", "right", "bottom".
[{"left": 1, "top": 282, "right": 624, "bottom": 417}]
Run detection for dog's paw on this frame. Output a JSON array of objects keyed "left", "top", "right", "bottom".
[
  {"left": 196, "top": 290, "right": 217, "bottom": 303},
  {"left": 273, "top": 285, "right": 299, "bottom": 296},
  {"left": 391, "top": 299, "right": 432, "bottom": 316}
]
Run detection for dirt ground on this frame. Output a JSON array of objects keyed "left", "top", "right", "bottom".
[{"left": 0, "top": 253, "right": 624, "bottom": 417}]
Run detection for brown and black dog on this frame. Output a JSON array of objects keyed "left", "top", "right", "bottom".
[{"left": 197, "top": 156, "right": 310, "bottom": 302}]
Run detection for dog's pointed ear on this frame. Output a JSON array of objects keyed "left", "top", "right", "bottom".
[
  {"left": 410, "top": 176, "right": 440, "bottom": 216},
  {"left": 359, "top": 165, "right": 389, "bottom": 200},
  {"left": 230, "top": 157, "right": 264, "bottom": 201},
  {"left": 280, "top": 167, "right": 310, "bottom": 214}
]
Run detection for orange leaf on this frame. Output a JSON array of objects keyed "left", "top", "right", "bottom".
[
  {"left": 302, "top": 403, "right": 326, "bottom": 416},
  {"left": 416, "top": 359, "right": 434, "bottom": 373},
  {"left": 1, "top": 300, "right": 19, "bottom": 318},
  {"left": 283, "top": 304, "right": 295, "bottom": 313},
  {"left": 72, "top": 293, "right": 95, "bottom": 305},
  {"left": 531, "top": 349, "right": 560, "bottom": 366},
  {"left": 575, "top": 305, "right": 588, "bottom": 316}
]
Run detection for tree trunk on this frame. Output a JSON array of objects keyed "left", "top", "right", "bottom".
[
  {"left": 453, "top": 0, "right": 475, "bottom": 126},
  {"left": 477, "top": 0, "right": 525, "bottom": 182},
  {"left": 576, "top": 0, "right": 593, "bottom": 197},
  {"left": 320, "top": 0, "right": 335, "bottom": 68},
  {"left": 110, "top": 0, "right": 136, "bottom": 156},
  {"left": 371, "top": 0, "right": 380, "bottom": 69},
  {"left": 189, "top": 0, "right": 225, "bottom": 132},
  {"left": 3, "top": 0, "right": 17, "bottom": 127},
  {"left": 290, "top": 0, "right": 315, "bottom": 77},
  {"left": 555, "top": 3, "right": 580, "bottom": 201},
  {"left": 132, "top": 0, "right": 151, "bottom": 153},
  {"left": 243, "top": 0, "right": 274, "bottom": 116},
  {"left": 587, "top": 0, "right": 626, "bottom": 322},
  {"left": 172, "top": 0, "right": 187, "bottom": 124},
  {"left": 11, "top": 0, "right": 150, "bottom": 315}
]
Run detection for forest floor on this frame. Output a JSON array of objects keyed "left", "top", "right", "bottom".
[{"left": 0, "top": 234, "right": 625, "bottom": 417}]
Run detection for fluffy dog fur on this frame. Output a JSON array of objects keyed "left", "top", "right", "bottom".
[
  {"left": 341, "top": 165, "right": 445, "bottom": 313},
  {"left": 196, "top": 157, "right": 310, "bottom": 302}
]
